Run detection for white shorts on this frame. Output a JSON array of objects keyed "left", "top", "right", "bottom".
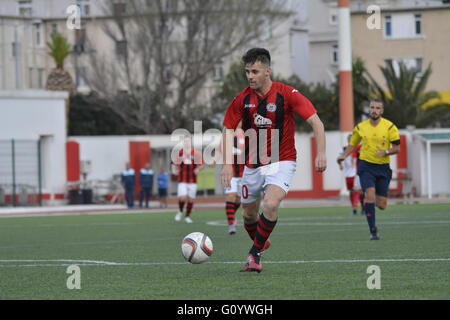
[
  {"left": 354, "top": 175, "right": 361, "bottom": 190},
  {"left": 177, "top": 183, "right": 197, "bottom": 199},
  {"left": 224, "top": 177, "right": 242, "bottom": 196},
  {"left": 240, "top": 161, "right": 297, "bottom": 204}
]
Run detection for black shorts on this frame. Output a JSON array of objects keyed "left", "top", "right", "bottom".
[
  {"left": 358, "top": 160, "right": 392, "bottom": 197},
  {"left": 158, "top": 188, "right": 167, "bottom": 197}
]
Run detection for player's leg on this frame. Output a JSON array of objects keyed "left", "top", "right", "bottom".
[
  {"left": 240, "top": 167, "right": 264, "bottom": 241},
  {"left": 242, "top": 199, "right": 261, "bottom": 239},
  {"left": 125, "top": 188, "right": 132, "bottom": 208},
  {"left": 224, "top": 177, "right": 239, "bottom": 233},
  {"left": 184, "top": 183, "right": 197, "bottom": 223},
  {"left": 358, "top": 161, "right": 378, "bottom": 239},
  {"left": 375, "top": 165, "right": 392, "bottom": 211},
  {"left": 225, "top": 191, "right": 238, "bottom": 234},
  {"left": 146, "top": 188, "right": 152, "bottom": 208},
  {"left": 355, "top": 175, "right": 365, "bottom": 214},
  {"left": 233, "top": 178, "right": 242, "bottom": 227},
  {"left": 346, "top": 177, "right": 357, "bottom": 215},
  {"left": 243, "top": 162, "right": 295, "bottom": 272},
  {"left": 247, "top": 184, "right": 284, "bottom": 256},
  {"left": 139, "top": 187, "right": 145, "bottom": 208},
  {"left": 175, "top": 183, "right": 187, "bottom": 221}
]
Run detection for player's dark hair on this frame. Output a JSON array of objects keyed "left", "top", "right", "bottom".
[
  {"left": 242, "top": 48, "right": 271, "bottom": 67},
  {"left": 370, "top": 98, "right": 384, "bottom": 108}
]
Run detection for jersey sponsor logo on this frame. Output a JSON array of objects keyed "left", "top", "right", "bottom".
[
  {"left": 183, "top": 155, "right": 192, "bottom": 164},
  {"left": 253, "top": 113, "right": 272, "bottom": 128},
  {"left": 266, "top": 103, "right": 277, "bottom": 113},
  {"left": 244, "top": 104, "right": 256, "bottom": 109}
]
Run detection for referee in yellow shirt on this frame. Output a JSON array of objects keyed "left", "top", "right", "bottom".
[{"left": 337, "top": 99, "right": 401, "bottom": 240}]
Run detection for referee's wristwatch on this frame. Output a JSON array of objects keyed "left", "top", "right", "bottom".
[{"left": 385, "top": 149, "right": 390, "bottom": 156}]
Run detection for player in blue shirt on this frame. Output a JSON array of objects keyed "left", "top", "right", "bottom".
[
  {"left": 139, "top": 162, "right": 154, "bottom": 209},
  {"left": 121, "top": 163, "right": 136, "bottom": 209},
  {"left": 157, "top": 167, "right": 169, "bottom": 208}
]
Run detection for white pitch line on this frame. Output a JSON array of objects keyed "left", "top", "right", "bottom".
[
  {"left": 0, "top": 258, "right": 449, "bottom": 268},
  {"left": 206, "top": 220, "right": 450, "bottom": 227}
]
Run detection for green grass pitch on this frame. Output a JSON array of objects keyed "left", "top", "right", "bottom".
[{"left": 0, "top": 203, "right": 449, "bottom": 300}]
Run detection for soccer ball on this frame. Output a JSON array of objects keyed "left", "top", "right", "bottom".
[{"left": 181, "top": 232, "right": 213, "bottom": 264}]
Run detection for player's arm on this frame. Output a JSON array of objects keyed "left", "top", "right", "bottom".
[
  {"left": 338, "top": 128, "right": 360, "bottom": 163},
  {"left": 376, "top": 124, "right": 401, "bottom": 157},
  {"left": 289, "top": 88, "right": 326, "bottom": 172},
  {"left": 221, "top": 96, "right": 243, "bottom": 188},
  {"left": 306, "top": 113, "right": 327, "bottom": 172},
  {"left": 221, "top": 127, "right": 234, "bottom": 188},
  {"left": 194, "top": 151, "right": 204, "bottom": 174},
  {"left": 338, "top": 144, "right": 355, "bottom": 163}
]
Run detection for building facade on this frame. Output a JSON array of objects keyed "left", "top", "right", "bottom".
[{"left": 350, "top": 0, "right": 450, "bottom": 100}]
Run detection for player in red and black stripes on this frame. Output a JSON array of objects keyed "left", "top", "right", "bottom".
[
  {"left": 221, "top": 48, "right": 327, "bottom": 272},
  {"left": 213, "top": 124, "right": 246, "bottom": 234},
  {"left": 174, "top": 136, "right": 204, "bottom": 223}
]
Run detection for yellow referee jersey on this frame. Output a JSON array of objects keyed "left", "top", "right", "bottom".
[{"left": 350, "top": 118, "right": 400, "bottom": 165}]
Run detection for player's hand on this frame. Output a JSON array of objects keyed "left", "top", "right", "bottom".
[
  {"left": 221, "top": 164, "right": 233, "bottom": 188},
  {"left": 336, "top": 156, "right": 345, "bottom": 164},
  {"left": 315, "top": 152, "right": 327, "bottom": 172},
  {"left": 376, "top": 147, "right": 386, "bottom": 158}
]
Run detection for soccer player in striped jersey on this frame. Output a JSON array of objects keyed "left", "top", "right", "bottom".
[
  {"left": 337, "top": 99, "right": 400, "bottom": 240},
  {"left": 174, "top": 136, "right": 204, "bottom": 223},
  {"left": 213, "top": 124, "right": 246, "bottom": 235},
  {"left": 221, "top": 48, "right": 327, "bottom": 272}
]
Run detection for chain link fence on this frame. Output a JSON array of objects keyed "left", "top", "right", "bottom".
[{"left": 0, "top": 139, "right": 41, "bottom": 207}]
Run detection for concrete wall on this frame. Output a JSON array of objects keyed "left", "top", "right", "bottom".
[
  {"left": 0, "top": 90, "right": 68, "bottom": 200},
  {"left": 69, "top": 131, "right": 354, "bottom": 196}
]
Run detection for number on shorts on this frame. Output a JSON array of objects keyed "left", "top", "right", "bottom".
[{"left": 242, "top": 185, "right": 248, "bottom": 199}]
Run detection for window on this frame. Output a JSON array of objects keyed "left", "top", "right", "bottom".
[
  {"left": 384, "top": 13, "right": 424, "bottom": 39},
  {"left": 37, "top": 68, "right": 44, "bottom": 89},
  {"left": 415, "top": 57, "right": 423, "bottom": 79},
  {"left": 12, "top": 42, "right": 18, "bottom": 57},
  {"left": 51, "top": 23, "right": 58, "bottom": 35},
  {"left": 385, "top": 15, "right": 391, "bottom": 37},
  {"left": 18, "top": 0, "right": 32, "bottom": 17},
  {"left": 415, "top": 14, "right": 422, "bottom": 35},
  {"left": 332, "top": 44, "right": 338, "bottom": 64},
  {"left": 385, "top": 57, "right": 423, "bottom": 80},
  {"left": 329, "top": 8, "right": 338, "bottom": 25},
  {"left": 35, "top": 23, "right": 42, "bottom": 47},
  {"left": 77, "top": 67, "right": 87, "bottom": 88},
  {"left": 113, "top": 2, "right": 126, "bottom": 16},
  {"left": 29, "top": 68, "right": 33, "bottom": 88},
  {"left": 115, "top": 40, "right": 127, "bottom": 57},
  {"left": 75, "top": 28, "right": 86, "bottom": 54}
]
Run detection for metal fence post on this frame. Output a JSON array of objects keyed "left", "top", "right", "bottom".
[
  {"left": 11, "top": 139, "right": 16, "bottom": 207},
  {"left": 38, "top": 139, "right": 42, "bottom": 206}
]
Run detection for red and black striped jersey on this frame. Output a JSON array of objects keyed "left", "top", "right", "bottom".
[
  {"left": 219, "top": 131, "right": 245, "bottom": 178},
  {"left": 223, "top": 82, "right": 317, "bottom": 168},
  {"left": 175, "top": 149, "right": 203, "bottom": 183}
]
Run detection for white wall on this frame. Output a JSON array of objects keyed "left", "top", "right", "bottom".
[
  {"left": 0, "top": 90, "right": 68, "bottom": 198},
  {"left": 70, "top": 131, "right": 350, "bottom": 193}
]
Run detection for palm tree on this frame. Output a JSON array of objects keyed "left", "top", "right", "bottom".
[
  {"left": 46, "top": 33, "right": 74, "bottom": 96},
  {"left": 46, "top": 33, "right": 75, "bottom": 135},
  {"left": 352, "top": 57, "right": 373, "bottom": 123},
  {"left": 367, "top": 60, "right": 440, "bottom": 128}
]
